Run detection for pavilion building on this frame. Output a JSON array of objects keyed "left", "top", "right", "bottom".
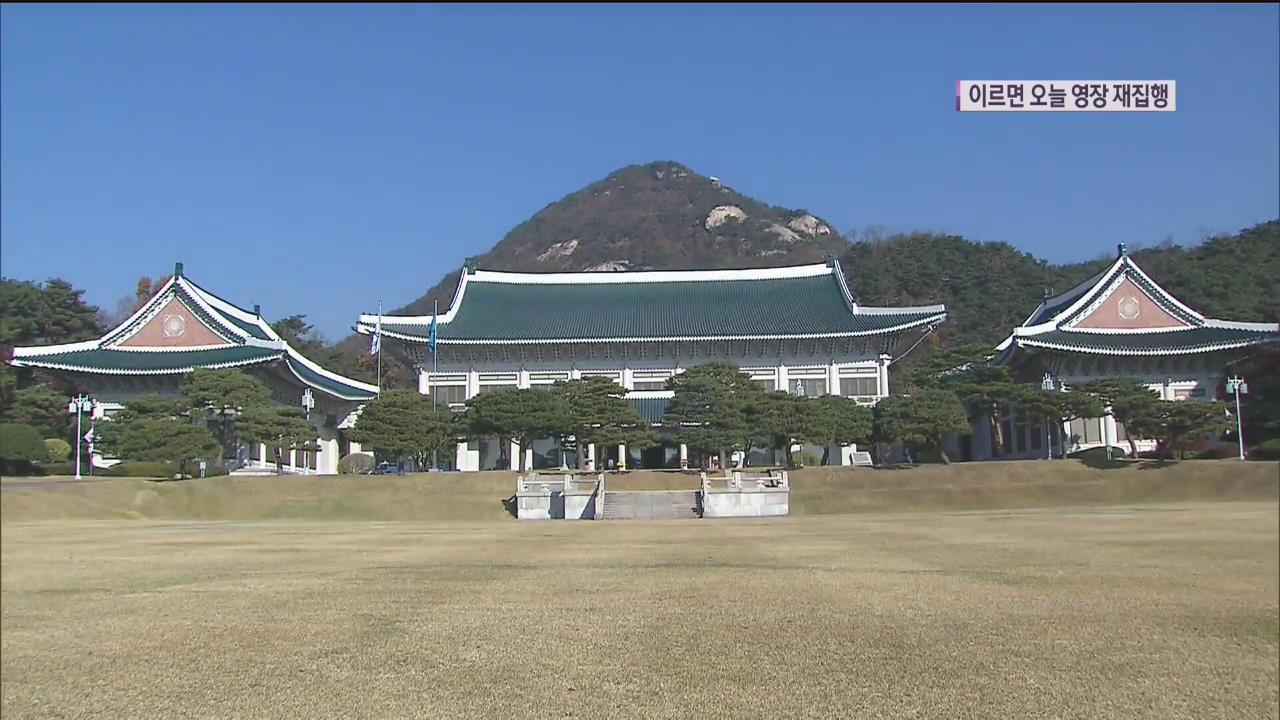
[
  {"left": 355, "top": 253, "right": 948, "bottom": 472},
  {"left": 7, "top": 263, "right": 379, "bottom": 475},
  {"left": 978, "top": 244, "right": 1278, "bottom": 459}
]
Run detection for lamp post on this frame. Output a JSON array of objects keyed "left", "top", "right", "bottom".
[
  {"left": 1225, "top": 376, "right": 1249, "bottom": 460},
  {"left": 66, "top": 395, "right": 93, "bottom": 480},
  {"left": 1041, "top": 373, "right": 1055, "bottom": 460},
  {"left": 301, "top": 388, "right": 315, "bottom": 475}
]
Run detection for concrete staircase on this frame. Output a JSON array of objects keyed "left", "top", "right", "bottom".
[{"left": 601, "top": 491, "right": 702, "bottom": 520}]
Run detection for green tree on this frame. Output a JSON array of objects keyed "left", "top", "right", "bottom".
[
  {"left": 0, "top": 423, "right": 45, "bottom": 474},
  {"left": 348, "top": 389, "right": 457, "bottom": 470},
  {"left": 1131, "top": 400, "right": 1231, "bottom": 462},
  {"left": 873, "top": 389, "right": 970, "bottom": 464},
  {"left": 0, "top": 279, "right": 43, "bottom": 346},
  {"left": 663, "top": 362, "right": 765, "bottom": 470},
  {"left": 35, "top": 279, "right": 103, "bottom": 345},
  {"left": 463, "top": 388, "right": 571, "bottom": 472},
  {"left": 95, "top": 415, "right": 219, "bottom": 478},
  {"left": 1230, "top": 346, "right": 1280, "bottom": 446},
  {"left": 755, "top": 392, "right": 831, "bottom": 467},
  {"left": 552, "top": 377, "right": 655, "bottom": 470},
  {"left": 813, "top": 395, "right": 875, "bottom": 464},
  {"left": 1017, "top": 388, "right": 1106, "bottom": 458},
  {"left": 114, "top": 394, "right": 190, "bottom": 421},
  {"left": 1078, "top": 378, "right": 1161, "bottom": 457},
  {"left": 3, "top": 385, "right": 70, "bottom": 440},
  {"left": 236, "top": 406, "right": 316, "bottom": 475},
  {"left": 181, "top": 369, "right": 272, "bottom": 415}
]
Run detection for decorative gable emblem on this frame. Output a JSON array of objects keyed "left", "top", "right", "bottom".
[
  {"left": 163, "top": 314, "right": 187, "bottom": 337},
  {"left": 1117, "top": 296, "right": 1140, "bottom": 320}
]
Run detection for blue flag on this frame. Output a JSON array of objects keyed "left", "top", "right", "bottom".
[{"left": 428, "top": 301, "right": 437, "bottom": 354}]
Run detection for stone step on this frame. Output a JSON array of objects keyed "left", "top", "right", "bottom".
[{"left": 601, "top": 491, "right": 701, "bottom": 520}]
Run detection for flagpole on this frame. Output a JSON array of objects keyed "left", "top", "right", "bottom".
[
  {"left": 375, "top": 300, "right": 382, "bottom": 395},
  {"left": 431, "top": 300, "right": 438, "bottom": 472}
]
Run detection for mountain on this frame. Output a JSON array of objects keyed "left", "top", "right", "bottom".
[
  {"left": 392, "top": 161, "right": 847, "bottom": 316},
  {"left": 327, "top": 160, "right": 1277, "bottom": 387}
]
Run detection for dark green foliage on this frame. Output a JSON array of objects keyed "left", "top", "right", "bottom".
[
  {"left": 0, "top": 277, "right": 102, "bottom": 347},
  {"left": 348, "top": 390, "right": 457, "bottom": 470},
  {"left": 113, "top": 394, "right": 190, "bottom": 422},
  {"left": 664, "top": 362, "right": 766, "bottom": 469},
  {"left": 755, "top": 392, "right": 833, "bottom": 467},
  {"left": 96, "top": 417, "right": 219, "bottom": 477},
  {"left": 1078, "top": 378, "right": 1162, "bottom": 457},
  {"left": 236, "top": 406, "right": 316, "bottom": 475},
  {"left": 873, "top": 389, "right": 971, "bottom": 464},
  {"left": 338, "top": 452, "right": 376, "bottom": 475},
  {"left": 814, "top": 394, "right": 875, "bottom": 463},
  {"left": 1230, "top": 346, "right": 1280, "bottom": 445},
  {"left": 2, "top": 385, "right": 71, "bottom": 439},
  {"left": 181, "top": 369, "right": 273, "bottom": 416},
  {"left": 101, "top": 461, "right": 228, "bottom": 478},
  {"left": 1, "top": 423, "right": 46, "bottom": 474},
  {"left": 463, "top": 388, "right": 571, "bottom": 472},
  {"left": 1134, "top": 400, "right": 1231, "bottom": 461},
  {"left": 552, "top": 377, "right": 655, "bottom": 469}
]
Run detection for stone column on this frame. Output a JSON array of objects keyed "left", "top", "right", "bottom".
[
  {"left": 465, "top": 370, "right": 479, "bottom": 400},
  {"left": 417, "top": 366, "right": 429, "bottom": 395},
  {"left": 877, "top": 354, "right": 892, "bottom": 397},
  {"left": 621, "top": 367, "right": 634, "bottom": 390},
  {"left": 509, "top": 440, "right": 520, "bottom": 471},
  {"left": 617, "top": 443, "right": 627, "bottom": 470},
  {"left": 587, "top": 443, "right": 596, "bottom": 472},
  {"left": 517, "top": 369, "right": 531, "bottom": 390},
  {"left": 777, "top": 363, "right": 789, "bottom": 395},
  {"left": 827, "top": 362, "right": 839, "bottom": 396},
  {"left": 679, "top": 443, "right": 689, "bottom": 469}
]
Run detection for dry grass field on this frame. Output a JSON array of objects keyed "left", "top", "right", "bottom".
[{"left": 3, "top": 501, "right": 1278, "bottom": 719}]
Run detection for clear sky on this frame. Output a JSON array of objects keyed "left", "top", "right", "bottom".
[{"left": 3, "top": 3, "right": 1277, "bottom": 340}]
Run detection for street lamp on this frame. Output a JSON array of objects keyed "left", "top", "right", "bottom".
[
  {"left": 66, "top": 394, "right": 93, "bottom": 480},
  {"left": 1225, "top": 376, "right": 1249, "bottom": 460},
  {"left": 1041, "top": 373, "right": 1055, "bottom": 460},
  {"left": 301, "top": 388, "right": 315, "bottom": 475}
]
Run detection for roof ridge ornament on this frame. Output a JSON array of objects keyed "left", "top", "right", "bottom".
[
  {"left": 825, "top": 250, "right": 839, "bottom": 268},
  {"left": 463, "top": 257, "right": 478, "bottom": 275},
  {"left": 1042, "top": 287, "right": 1052, "bottom": 301},
  {"left": 1117, "top": 242, "right": 1127, "bottom": 257},
  {"left": 174, "top": 261, "right": 184, "bottom": 278}
]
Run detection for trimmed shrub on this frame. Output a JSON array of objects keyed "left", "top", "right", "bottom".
[
  {"left": 104, "top": 462, "right": 175, "bottom": 478},
  {"left": 100, "top": 461, "right": 230, "bottom": 479},
  {"left": 44, "top": 438, "right": 72, "bottom": 463},
  {"left": 1, "top": 423, "right": 46, "bottom": 475},
  {"left": 339, "top": 452, "right": 376, "bottom": 475},
  {"left": 1252, "top": 439, "right": 1280, "bottom": 461},
  {"left": 1194, "top": 442, "right": 1241, "bottom": 460}
]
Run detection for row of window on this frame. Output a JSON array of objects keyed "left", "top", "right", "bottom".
[{"left": 426, "top": 374, "right": 882, "bottom": 402}]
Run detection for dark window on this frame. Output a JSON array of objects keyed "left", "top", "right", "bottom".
[
  {"left": 431, "top": 385, "right": 467, "bottom": 404},
  {"left": 839, "top": 377, "right": 878, "bottom": 397},
  {"left": 632, "top": 381, "right": 667, "bottom": 391}
]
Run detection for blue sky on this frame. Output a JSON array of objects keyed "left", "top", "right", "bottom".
[{"left": 3, "top": 3, "right": 1277, "bottom": 340}]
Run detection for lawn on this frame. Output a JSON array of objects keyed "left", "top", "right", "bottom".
[{"left": 3, "top": 502, "right": 1277, "bottom": 719}]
